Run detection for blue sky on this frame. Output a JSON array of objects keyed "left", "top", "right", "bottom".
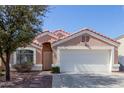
[{"left": 43, "top": 5, "right": 124, "bottom": 38}]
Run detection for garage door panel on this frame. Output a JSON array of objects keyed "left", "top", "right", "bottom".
[
  {"left": 59, "top": 49, "right": 110, "bottom": 73},
  {"left": 60, "top": 65, "right": 109, "bottom": 72}
]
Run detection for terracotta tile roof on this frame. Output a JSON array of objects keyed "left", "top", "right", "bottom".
[
  {"left": 53, "top": 29, "right": 71, "bottom": 36},
  {"left": 32, "top": 28, "right": 120, "bottom": 47},
  {"left": 35, "top": 30, "right": 59, "bottom": 40},
  {"left": 32, "top": 40, "right": 42, "bottom": 46},
  {"left": 52, "top": 29, "right": 70, "bottom": 40},
  {"left": 32, "top": 30, "right": 70, "bottom": 47}
]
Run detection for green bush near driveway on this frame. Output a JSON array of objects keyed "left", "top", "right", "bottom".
[
  {"left": 52, "top": 66, "right": 60, "bottom": 73},
  {"left": 119, "top": 63, "right": 124, "bottom": 71}
]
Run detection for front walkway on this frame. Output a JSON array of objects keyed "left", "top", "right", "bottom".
[{"left": 0, "top": 71, "right": 52, "bottom": 88}]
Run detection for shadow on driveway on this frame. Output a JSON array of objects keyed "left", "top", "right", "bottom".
[
  {"left": 0, "top": 72, "right": 52, "bottom": 88},
  {"left": 52, "top": 74, "right": 124, "bottom": 88}
]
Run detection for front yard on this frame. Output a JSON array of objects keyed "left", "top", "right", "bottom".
[{"left": 0, "top": 71, "right": 52, "bottom": 88}]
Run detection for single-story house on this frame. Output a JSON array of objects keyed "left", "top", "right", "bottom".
[{"left": 0, "top": 28, "right": 120, "bottom": 73}]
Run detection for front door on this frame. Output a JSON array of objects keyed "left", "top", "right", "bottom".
[{"left": 42, "top": 42, "right": 52, "bottom": 70}]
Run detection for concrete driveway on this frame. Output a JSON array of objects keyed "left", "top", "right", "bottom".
[{"left": 52, "top": 73, "right": 124, "bottom": 88}]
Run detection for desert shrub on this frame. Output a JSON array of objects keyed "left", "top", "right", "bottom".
[
  {"left": 13, "top": 61, "right": 33, "bottom": 72},
  {"left": 52, "top": 66, "right": 60, "bottom": 73}
]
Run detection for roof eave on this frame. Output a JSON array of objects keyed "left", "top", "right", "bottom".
[{"left": 52, "top": 29, "right": 120, "bottom": 47}]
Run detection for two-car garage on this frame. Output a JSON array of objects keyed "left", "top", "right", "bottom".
[{"left": 58, "top": 47, "right": 113, "bottom": 73}]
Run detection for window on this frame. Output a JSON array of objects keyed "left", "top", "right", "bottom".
[
  {"left": 13, "top": 47, "right": 36, "bottom": 65},
  {"left": 16, "top": 50, "right": 33, "bottom": 64},
  {"left": 82, "top": 34, "right": 90, "bottom": 42}
]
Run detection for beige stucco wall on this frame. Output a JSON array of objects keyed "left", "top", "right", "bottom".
[
  {"left": 117, "top": 38, "right": 124, "bottom": 65},
  {"left": 52, "top": 34, "right": 118, "bottom": 65},
  {"left": 36, "top": 48, "right": 42, "bottom": 64},
  {"left": 34, "top": 35, "right": 57, "bottom": 64},
  {"left": 27, "top": 45, "right": 42, "bottom": 65},
  {"left": 117, "top": 38, "right": 124, "bottom": 56}
]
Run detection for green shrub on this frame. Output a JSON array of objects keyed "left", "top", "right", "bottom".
[
  {"left": 13, "top": 61, "right": 33, "bottom": 72},
  {"left": 52, "top": 66, "right": 60, "bottom": 73},
  {"left": 119, "top": 63, "right": 124, "bottom": 71}
]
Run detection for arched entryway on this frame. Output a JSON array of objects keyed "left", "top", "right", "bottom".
[{"left": 42, "top": 42, "right": 52, "bottom": 70}]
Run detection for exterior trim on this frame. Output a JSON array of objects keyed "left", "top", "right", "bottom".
[
  {"left": 56, "top": 46, "right": 115, "bottom": 72},
  {"left": 13, "top": 47, "right": 36, "bottom": 65},
  {"left": 52, "top": 29, "right": 120, "bottom": 47},
  {"left": 57, "top": 48, "right": 60, "bottom": 67},
  {"left": 110, "top": 47, "right": 114, "bottom": 72},
  {"left": 58, "top": 46, "right": 114, "bottom": 50},
  {"left": 115, "top": 34, "right": 124, "bottom": 40}
]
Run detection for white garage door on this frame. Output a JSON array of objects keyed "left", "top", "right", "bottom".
[{"left": 59, "top": 49, "right": 111, "bottom": 73}]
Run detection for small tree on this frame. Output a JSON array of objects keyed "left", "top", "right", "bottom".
[{"left": 0, "top": 5, "right": 48, "bottom": 81}]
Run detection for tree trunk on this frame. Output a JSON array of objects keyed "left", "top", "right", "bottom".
[
  {"left": 5, "top": 62, "right": 10, "bottom": 81},
  {"left": 5, "top": 52, "right": 11, "bottom": 81}
]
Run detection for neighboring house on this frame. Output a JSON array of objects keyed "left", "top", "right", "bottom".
[
  {"left": 115, "top": 35, "right": 124, "bottom": 65},
  {"left": 0, "top": 28, "right": 120, "bottom": 73}
]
